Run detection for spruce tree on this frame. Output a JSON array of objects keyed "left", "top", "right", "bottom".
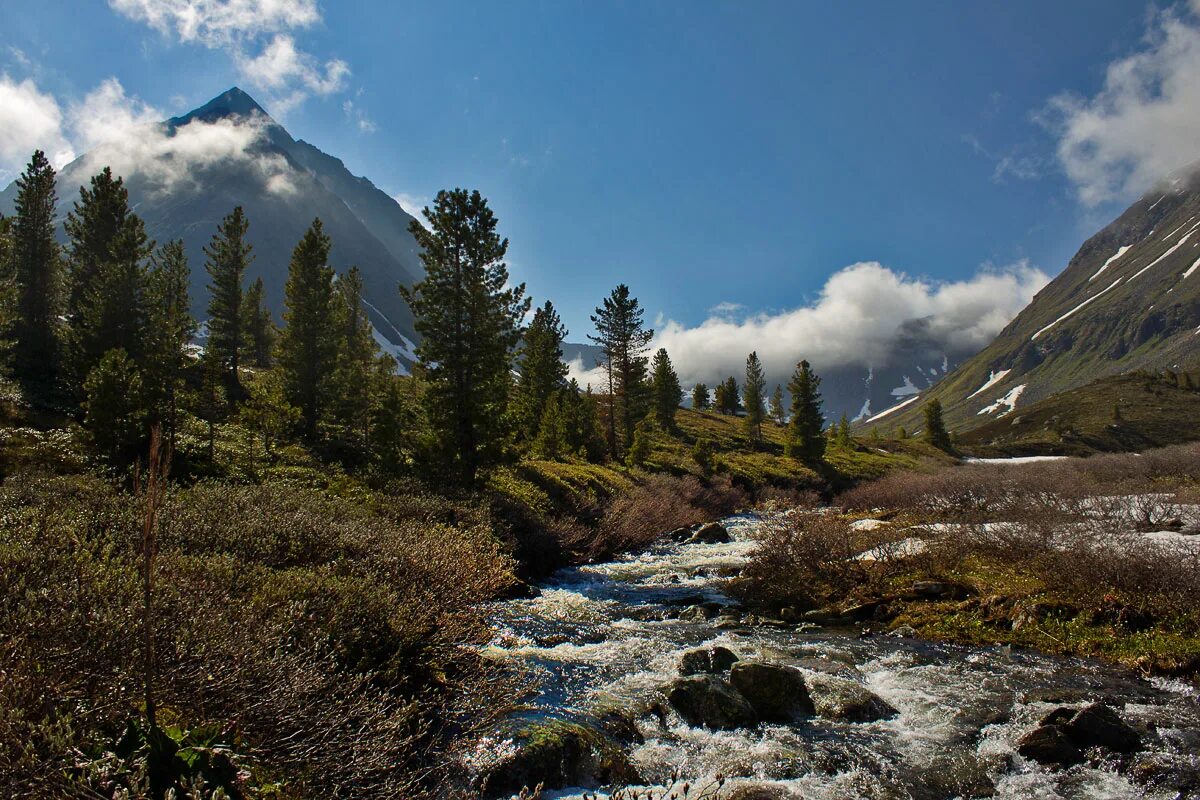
[
  {"left": 330, "top": 266, "right": 380, "bottom": 448},
  {"left": 241, "top": 276, "right": 275, "bottom": 368},
  {"left": 769, "top": 384, "right": 785, "bottom": 426},
  {"left": 63, "top": 167, "right": 152, "bottom": 390},
  {"left": 560, "top": 380, "right": 606, "bottom": 461},
  {"left": 277, "top": 219, "right": 339, "bottom": 438},
  {"left": 144, "top": 240, "right": 194, "bottom": 448},
  {"left": 0, "top": 216, "right": 14, "bottom": 374},
  {"left": 532, "top": 391, "right": 568, "bottom": 460},
  {"left": 517, "top": 300, "right": 568, "bottom": 439},
  {"left": 923, "top": 399, "right": 953, "bottom": 452},
  {"left": 715, "top": 376, "right": 740, "bottom": 415},
  {"left": 836, "top": 413, "right": 852, "bottom": 447},
  {"left": 649, "top": 347, "right": 683, "bottom": 430},
  {"left": 785, "top": 359, "right": 825, "bottom": 461},
  {"left": 691, "top": 383, "right": 710, "bottom": 411},
  {"left": 400, "top": 189, "right": 528, "bottom": 485},
  {"left": 204, "top": 207, "right": 252, "bottom": 389},
  {"left": 10, "top": 151, "right": 61, "bottom": 386},
  {"left": 588, "top": 284, "right": 652, "bottom": 458},
  {"left": 82, "top": 348, "right": 147, "bottom": 463},
  {"left": 743, "top": 351, "right": 767, "bottom": 444}
]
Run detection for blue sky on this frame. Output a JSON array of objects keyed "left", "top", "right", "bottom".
[{"left": 3, "top": 1, "right": 1200, "bottom": 379}]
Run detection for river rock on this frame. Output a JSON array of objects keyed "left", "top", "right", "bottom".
[
  {"left": 1062, "top": 703, "right": 1141, "bottom": 753},
  {"left": 713, "top": 615, "right": 742, "bottom": 629},
  {"left": 794, "top": 656, "right": 860, "bottom": 679},
  {"left": 805, "top": 673, "right": 898, "bottom": 722},
  {"left": 691, "top": 522, "right": 732, "bottom": 544},
  {"left": 725, "top": 784, "right": 790, "bottom": 800},
  {"left": 802, "top": 608, "right": 854, "bottom": 626},
  {"left": 729, "top": 661, "right": 815, "bottom": 722},
  {"left": 665, "top": 675, "right": 758, "bottom": 729},
  {"left": 910, "top": 580, "right": 971, "bottom": 600},
  {"left": 679, "top": 645, "right": 739, "bottom": 675},
  {"left": 679, "top": 605, "right": 716, "bottom": 622},
  {"left": 1015, "top": 724, "right": 1083, "bottom": 767},
  {"left": 477, "top": 719, "right": 641, "bottom": 796}
]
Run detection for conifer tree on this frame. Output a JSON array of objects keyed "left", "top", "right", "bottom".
[
  {"left": 10, "top": 151, "right": 61, "bottom": 385},
  {"left": 769, "top": 384, "right": 786, "bottom": 426},
  {"left": 63, "top": 167, "right": 152, "bottom": 390},
  {"left": 691, "top": 383, "right": 710, "bottom": 411},
  {"left": 588, "top": 284, "right": 652, "bottom": 458},
  {"left": 241, "top": 276, "right": 275, "bottom": 368},
  {"left": 370, "top": 372, "right": 425, "bottom": 474},
  {"left": 144, "top": 240, "right": 194, "bottom": 448},
  {"left": 517, "top": 300, "right": 568, "bottom": 438},
  {"left": 400, "top": 189, "right": 529, "bottom": 485},
  {"left": 278, "top": 219, "right": 339, "bottom": 437},
  {"left": 560, "top": 380, "right": 606, "bottom": 461},
  {"left": 785, "top": 359, "right": 825, "bottom": 461},
  {"left": 625, "top": 419, "right": 652, "bottom": 468},
  {"left": 715, "top": 376, "right": 741, "bottom": 415},
  {"left": 532, "top": 391, "right": 568, "bottom": 460},
  {"left": 743, "top": 351, "right": 767, "bottom": 444},
  {"left": 82, "top": 348, "right": 147, "bottom": 463},
  {"left": 923, "top": 399, "right": 952, "bottom": 451},
  {"left": 836, "top": 413, "right": 852, "bottom": 447},
  {"left": 204, "top": 207, "right": 252, "bottom": 389},
  {"left": 242, "top": 369, "right": 300, "bottom": 457},
  {"left": 330, "top": 266, "right": 380, "bottom": 448},
  {"left": 649, "top": 348, "right": 683, "bottom": 430},
  {"left": 0, "top": 216, "right": 14, "bottom": 373}
]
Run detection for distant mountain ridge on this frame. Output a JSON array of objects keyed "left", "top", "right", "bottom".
[
  {"left": 0, "top": 87, "right": 423, "bottom": 369},
  {"left": 875, "top": 166, "right": 1200, "bottom": 434}
]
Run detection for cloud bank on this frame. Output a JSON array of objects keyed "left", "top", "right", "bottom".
[
  {"left": 0, "top": 75, "right": 77, "bottom": 176},
  {"left": 1043, "top": 1, "right": 1200, "bottom": 205},
  {"left": 568, "top": 261, "right": 1048, "bottom": 390},
  {"left": 109, "top": 0, "right": 349, "bottom": 114}
]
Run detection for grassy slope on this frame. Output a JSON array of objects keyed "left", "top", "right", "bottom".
[{"left": 957, "top": 371, "right": 1200, "bottom": 456}]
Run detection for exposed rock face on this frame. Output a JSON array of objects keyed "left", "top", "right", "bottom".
[
  {"left": 679, "top": 645, "right": 739, "bottom": 675},
  {"left": 805, "top": 673, "right": 898, "bottom": 722},
  {"left": 477, "top": 719, "right": 641, "bottom": 797},
  {"left": 665, "top": 675, "right": 758, "bottom": 729},
  {"left": 729, "top": 661, "right": 815, "bottom": 722}
]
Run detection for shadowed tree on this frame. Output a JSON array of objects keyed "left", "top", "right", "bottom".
[
  {"left": 691, "top": 382, "right": 710, "bottom": 411},
  {"left": 588, "top": 284, "right": 653, "bottom": 458},
  {"left": 769, "top": 384, "right": 785, "bottom": 426},
  {"left": 10, "top": 151, "right": 61, "bottom": 388},
  {"left": 241, "top": 276, "right": 275, "bottom": 368},
  {"left": 743, "top": 351, "right": 767, "bottom": 445},
  {"left": 923, "top": 399, "right": 953, "bottom": 452},
  {"left": 204, "top": 206, "right": 253, "bottom": 391},
  {"left": 516, "top": 300, "right": 569, "bottom": 440},
  {"left": 785, "top": 359, "right": 825, "bottom": 461},
  {"left": 650, "top": 348, "right": 683, "bottom": 430}
]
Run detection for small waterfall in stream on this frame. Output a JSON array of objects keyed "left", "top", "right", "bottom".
[{"left": 477, "top": 514, "right": 1200, "bottom": 799}]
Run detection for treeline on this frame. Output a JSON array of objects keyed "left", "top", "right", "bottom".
[{"left": 1, "top": 149, "right": 838, "bottom": 485}]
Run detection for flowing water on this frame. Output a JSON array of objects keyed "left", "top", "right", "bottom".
[{"left": 480, "top": 514, "right": 1200, "bottom": 799}]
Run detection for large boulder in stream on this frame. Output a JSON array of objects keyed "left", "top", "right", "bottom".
[
  {"left": 804, "top": 673, "right": 898, "bottom": 722},
  {"left": 1016, "top": 702, "right": 1140, "bottom": 767},
  {"left": 1016, "top": 724, "right": 1083, "bottom": 767},
  {"left": 729, "top": 661, "right": 815, "bottom": 722},
  {"left": 680, "top": 645, "right": 739, "bottom": 675},
  {"left": 665, "top": 675, "right": 758, "bottom": 729},
  {"left": 476, "top": 718, "right": 640, "bottom": 797},
  {"left": 690, "top": 522, "right": 732, "bottom": 544}
]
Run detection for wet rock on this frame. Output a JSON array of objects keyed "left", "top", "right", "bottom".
[
  {"left": 802, "top": 609, "right": 854, "bottom": 626},
  {"left": 665, "top": 675, "right": 758, "bottom": 729},
  {"left": 679, "top": 645, "right": 739, "bottom": 675},
  {"left": 667, "top": 593, "right": 708, "bottom": 606},
  {"left": 713, "top": 615, "right": 742, "bottom": 629},
  {"left": 1062, "top": 703, "right": 1141, "bottom": 753},
  {"left": 536, "top": 633, "right": 570, "bottom": 647},
  {"left": 778, "top": 606, "right": 801, "bottom": 623},
  {"left": 887, "top": 625, "right": 918, "bottom": 638},
  {"left": 725, "top": 784, "right": 790, "bottom": 800},
  {"left": 1015, "top": 724, "right": 1083, "bottom": 767},
  {"left": 679, "top": 605, "right": 716, "bottom": 622},
  {"left": 499, "top": 579, "right": 542, "bottom": 599},
  {"left": 793, "top": 656, "right": 859, "bottom": 679},
  {"left": 729, "top": 661, "right": 815, "bottom": 722},
  {"left": 1129, "top": 753, "right": 1200, "bottom": 794},
  {"left": 477, "top": 719, "right": 641, "bottom": 796},
  {"left": 843, "top": 600, "right": 884, "bottom": 621},
  {"left": 691, "top": 522, "right": 732, "bottom": 544},
  {"left": 669, "top": 526, "right": 694, "bottom": 542},
  {"left": 1037, "top": 707, "right": 1076, "bottom": 727},
  {"left": 805, "top": 673, "right": 898, "bottom": 722},
  {"left": 910, "top": 580, "right": 971, "bottom": 600}
]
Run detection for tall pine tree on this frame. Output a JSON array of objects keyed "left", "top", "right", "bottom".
[
  {"left": 144, "top": 240, "right": 194, "bottom": 449},
  {"left": 331, "top": 266, "right": 381, "bottom": 449},
  {"left": 649, "top": 348, "right": 683, "bottom": 430},
  {"left": 204, "top": 206, "right": 252, "bottom": 389},
  {"left": 923, "top": 399, "right": 953, "bottom": 452},
  {"left": 768, "top": 384, "right": 785, "bottom": 425},
  {"left": 691, "top": 383, "right": 710, "bottom": 411},
  {"left": 785, "top": 359, "right": 825, "bottom": 461},
  {"left": 241, "top": 276, "right": 275, "bottom": 368},
  {"left": 277, "top": 219, "right": 339, "bottom": 437},
  {"left": 743, "top": 351, "right": 767, "bottom": 444},
  {"left": 516, "top": 300, "right": 568, "bottom": 440},
  {"left": 10, "top": 151, "right": 61, "bottom": 386},
  {"left": 400, "top": 189, "right": 529, "bottom": 485},
  {"left": 588, "top": 284, "right": 652, "bottom": 458}
]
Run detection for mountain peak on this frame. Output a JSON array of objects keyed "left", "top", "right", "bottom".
[{"left": 170, "top": 87, "right": 272, "bottom": 128}]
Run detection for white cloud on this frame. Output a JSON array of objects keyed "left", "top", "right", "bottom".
[
  {"left": 0, "top": 75, "right": 76, "bottom": 177},
  {"left": 1042, "top": 3, "right": 1200, "bottom": 205},
  {"left": 342, "top": 98, "right": 375, "bottom": 133},
  {"left": 637, "top": 261, "right": 1048, "bottom": 388},
  {"left": 109, "top": 0, "right": 351, "bottom": 114},
  {"left": 392, "top": 192, "right": 430, "bottom": 220}
]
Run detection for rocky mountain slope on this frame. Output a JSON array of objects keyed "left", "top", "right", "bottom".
[
  {"left": 0, "top": 87, "right": 423, "bottom": 369},
  {"left": 874, "top": 168, "right": 1200, "bottom": 434}
]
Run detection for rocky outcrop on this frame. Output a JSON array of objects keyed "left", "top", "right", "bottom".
[
  {"left": 804, "top": 673, "right": 898, "bottom": 722},
  {"left": 665, "top": 675, "right": 758, "bottom": 729},
  {"left": 729, "top": 661, "right": 814, "bottom": 722},
  {"left": 679, "top": 645, "right": 739, "bottom": 675},
  {"left": 477, "top": 719, "right": 641, "bottom": 797}
]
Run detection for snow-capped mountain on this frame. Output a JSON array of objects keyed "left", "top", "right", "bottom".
[
  {"left": 0, "top": 87, "right": 422, "bottom": 369},
  {"left": 878, "top": 164, "right": 1200, "bottom": 433}
]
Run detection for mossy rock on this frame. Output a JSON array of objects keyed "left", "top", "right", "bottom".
[{"left": 477, "top": 718, "right": 640, "bottom": 797}]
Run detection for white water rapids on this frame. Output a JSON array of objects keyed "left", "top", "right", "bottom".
[{"left": 478, "top": 514, "right": 1200, "bottom": 799}]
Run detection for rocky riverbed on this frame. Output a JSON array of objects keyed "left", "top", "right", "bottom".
[{"left": 471, "top": 514, "right": 1200, "bottom": 799}]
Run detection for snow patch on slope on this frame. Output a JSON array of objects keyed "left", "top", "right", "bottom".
[
  {"left": 967, "top": 369, "right": 1011, "bottom": 399},
  {"left": 1090, "top": 245, "right": 1131, "bottom": 281},
  {"left": 890, "top": 375, "right": 919, "bottom": 397},
  {"left": 1183, "top": 255, "right": 1200, "bottom": 280},
  {"left": 1127, "top": 231, "right": 1195, "bottom": 283},
  {"left": 977, "top": 384, "right": 1026, "bottom": 417},
  {"left": 865, "top": 394, "right": 920, "bottom": 423},
  {"left": 1032, "top": 278, "right": 1123, "bottom": 340}
]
